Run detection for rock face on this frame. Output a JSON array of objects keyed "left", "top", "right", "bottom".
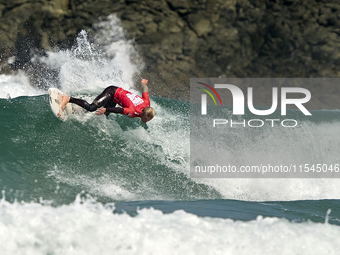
[{"left": 1, "top": 0, "right": 340, "bottom": 100}]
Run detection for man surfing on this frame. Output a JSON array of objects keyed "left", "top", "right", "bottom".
[{"left": 60, "top": 79, "right": 155, "bottom": 123}]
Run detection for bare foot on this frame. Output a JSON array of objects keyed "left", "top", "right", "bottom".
[{"left": 61, "top": 94, "right": 70, "bottom": 110}]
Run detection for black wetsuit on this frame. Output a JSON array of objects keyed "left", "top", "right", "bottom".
[{"left": 69, "top": 86, "right": 123, "bottom": 115}]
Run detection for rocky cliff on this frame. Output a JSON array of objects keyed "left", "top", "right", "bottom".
[{"left": 1, "top": 0, "right": 340, "bottom": 100}]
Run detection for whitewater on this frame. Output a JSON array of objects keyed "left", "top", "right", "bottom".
[{"left": 1, "top": 15, "right": 340, "bottom": 254}]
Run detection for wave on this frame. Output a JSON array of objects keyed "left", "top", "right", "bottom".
[
  {"left": 0, "top": 194, "right": 339, "bottom": 255},
  {"left": 1, "top": 15, "right": 340, "bottom": 203},
  {"left": 2, "top": 94, "right": 340, "bottom": 202},
  {"left": 0, "top": 94, "right": 221, "bottom": 202}
]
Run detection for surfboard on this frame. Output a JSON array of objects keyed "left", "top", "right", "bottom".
[{"left": 48, "top": 88, "right": 84, "bottom": 121}]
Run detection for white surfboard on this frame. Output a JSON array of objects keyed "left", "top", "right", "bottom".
[{"left": 48, "top": 88, "right": 84, "bottom": 121}]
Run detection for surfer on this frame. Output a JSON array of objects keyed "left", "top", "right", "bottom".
[{"left": 60, "top": 79, "right": 155, "bottom": 123}]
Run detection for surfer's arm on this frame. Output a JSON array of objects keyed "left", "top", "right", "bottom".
[
  {"left": 141, "top": 79, "right": 148, "bottom": 93},
  {"left": 105, "top": 107, "right": 124, "bottom": 114},
  {"left": 96, "top": 107, "right": 123, "bottom": 115}
]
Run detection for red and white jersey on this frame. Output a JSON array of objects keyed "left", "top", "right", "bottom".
[{"left": 113, "top": 87, "right": 150, "bottom": 118}]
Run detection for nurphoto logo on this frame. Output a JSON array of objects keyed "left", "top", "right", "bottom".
[
  {"left": 190, "top": 78, "right": 340, "bottom": 178},
  {"left": 196, "top": 81, "right": 312, "bottom": 128}
]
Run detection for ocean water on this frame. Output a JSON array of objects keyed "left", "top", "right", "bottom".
[{"left": 1, "top": 15, "right": 340, "bottom": 254}]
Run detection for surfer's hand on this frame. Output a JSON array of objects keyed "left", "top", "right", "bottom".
[
  {"left": 141, "top": 79, "right": 149, "bottom": 93},
  {"left": 96, "top": 108, "right": 106, "bottom": 115}
]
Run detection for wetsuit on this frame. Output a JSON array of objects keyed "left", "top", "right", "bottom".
[{"left": 69, "top": 86, "right": 150, "bottom": 117}]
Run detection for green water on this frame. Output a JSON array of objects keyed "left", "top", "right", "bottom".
[{"left": 0, "top": 95, "right": 221, "bottom": 205}]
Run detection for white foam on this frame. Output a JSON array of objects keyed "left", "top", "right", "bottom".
[
  {"left": 194, "top": 121, "right": 340, "bottom": 201},
  {"left": 93, "top": 14, "right": 144, "bottom": 84},
  {"left": 0, "top": 195, "right": 339, "bottom": 255},
  {"left": 47, "top": 166, "right": 135, "bottom": 200},
  {"left": 0, "top": 16, "right": 137, "bottom": 99},
  {"left": 36, "top": 15, "right": 141, "bottom": 95},
  {"left": 0, "top": 71, "right": 44, "bottom": 99},
  {"left": 198, "top": 178, "right": 340, "bottom": 201}
]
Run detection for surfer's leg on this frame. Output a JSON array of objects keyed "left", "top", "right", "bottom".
[
  {"left": 91, "top": 86, "right": 117, "bottom": 109},
  {"left": 61, "top": 94, "right": 93, "bottom": 111},
  {"left": 69, "top": 97, "right": 98, "bottom": 112},
  {"left": 68, "top": 86, "right": 118, "bottom": 112}
]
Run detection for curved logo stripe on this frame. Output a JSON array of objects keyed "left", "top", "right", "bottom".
[
  {"left": 197, "top": 87, "right": 217, "bottom": 105},
  {"left": 197, "top": 82, "right": 223, "bottom": 106}
]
